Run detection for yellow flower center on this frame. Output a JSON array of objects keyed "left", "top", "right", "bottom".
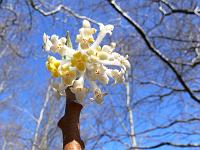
[
  {"left": 81, "top": 38, "right": 88, "bottom": 43},
  {"left": 46, "top": 56, "right": 61, "bottom": 78},
  {"left": 95, "top": 91, "right": 102, "bottom": 99},
  {"left": 71, "top": 52, "right": 88, "bottom": 72},
  {"left": 57, "top": 43, "right": 62, "bottom": 49}
]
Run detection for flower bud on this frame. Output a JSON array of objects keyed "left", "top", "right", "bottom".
[
  {"left": 98, "top": 51, "right": 109, "bottom": 60},
  {"left": 83, "top": 20, "right": 91, "bottom": 28}
]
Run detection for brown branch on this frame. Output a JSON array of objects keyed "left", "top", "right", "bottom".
[{"left": 58, "top": 88, "right": 85, "bottom": 150}]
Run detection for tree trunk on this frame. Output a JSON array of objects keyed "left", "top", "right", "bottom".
[{"left": 58, "top": 88, "right": 85, "bottom": 150}]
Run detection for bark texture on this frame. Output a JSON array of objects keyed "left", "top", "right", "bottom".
[{"left": 58, "top": 88, "right": 84, "bottom": 150}]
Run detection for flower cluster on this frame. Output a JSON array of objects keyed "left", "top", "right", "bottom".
[{"left": 43, "top": 20, "right": 130, "bottom": 104}]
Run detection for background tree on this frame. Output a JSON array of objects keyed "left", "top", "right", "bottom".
[{"left": 1, "top": 0, "right": 200, "bottom": 149}]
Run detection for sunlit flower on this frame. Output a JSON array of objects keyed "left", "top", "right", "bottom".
[
  {"left": 118, "top": 55, "right": 131, "bottom": 70},
  {"left": 110, "top": 69, "right": 125, "bottom": 84},
  {"left": 83, "top": 19, "right": 91, "bottom": 28},
  {"left": 42, "top": 19, "right": 130, "bottom": 105},
  {"left": 43, "top": 33, "right": 52, "bottom": 51},
  {"left": 76, "top": 20, "right": 96, "bottom": 49},
  {"left": 98, "top": 51, "right": 110, "bottom": 60},
  {"left": 100, "top": 24, "right": 114, "bottom": 35},
  {"left": 71, "top": 51, "right": 88, "bottom": 72},
  {"left": 108, "top": 52, "right": 131, "bottom": 70},
  {"left": 90, "top": 81, "right": 107, "bottom": 104},
  {"left": 87, "top": 64, "right": 109, "bottom": 84},
  {"left": 45, "top": 56, "right": 60, "bottom": 77},
  {"left": 102, "top": 43, "right": 116, "bottom": 53},
  {"left": 94, "top": 89, "right": 107, "bottom": 104},
  {"left": 70, "top": 75, "right": 89, "bottom": 103},
  {"left": 59, "top": 64, "right": 76, "bottom": 86},
  {"left": 91, "top": 23, "right": 114, "bottom": 49},
  {"left": 50, "top": 35, "right": 67, "bottom": 54}
]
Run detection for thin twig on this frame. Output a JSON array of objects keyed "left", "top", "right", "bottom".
[{"left": 108, "top": 0, "right": 200, "bottom": 104}]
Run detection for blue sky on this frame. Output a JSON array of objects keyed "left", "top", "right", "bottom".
[{"left": 1, "top": 0, "right": 200, "bottom": 149}]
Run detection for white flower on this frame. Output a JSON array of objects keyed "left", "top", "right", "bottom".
[
  {"left": 60, "top": 46, "right": 75, "bottom": 58},
  {"left": 83, "top": 20, "right": 91, "bottom": 28},
  {"left": 91, "top": 24, "right": 114, "bottom": 49},
  {"left": 99, "top": 24, "right": 114, "bottom": 35},
  {"left": 58, "top": 64, "right": 77, "bottom": 86},
  {"left": 87, "top": 64, "right": 109, "bottom": 84},
  {"left": 43, "top": 33, "right": 52, "bottom": 51},
  {"left": 102, "top": 43, "right": 116, "bottom": 53},
  {"left": 50, "top": 35, "right": 67, "bottom": 55},
  {"left": 50, "top": 35, "right": 59, "bottom": 44},
  {"left": 95, "top": 58, "right": 122, "bottom": 68},
  {"left": 79, "top": 28, "right": 96, "bottom": 37},
  {"left": 119, "top": 55, "right": 131, "bottom": 70},
  {"left": 70, "top": 75, "right": 88, "bottom": 104},
  {"left": 43, "top": 20, "right": 130, "bottom": 105},
  {"left": 90, "top": 81, "right": 107, "bottom": 104},
  {"left": 76, "top": 20, "right": 96, "bottom": 49},
  {"left": 97, "top": 51, "right": 109, "bottom": 60},
  {"left": 110, "top": 69, "right": 125, "bottom": 84},
  {"left": 94, "top": 88, "right": 107, "bottom": 104},
  {"left": 112, "top": 53, "right": 131, "bottom": 70}
]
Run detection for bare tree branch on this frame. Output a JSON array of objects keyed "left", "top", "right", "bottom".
[
  {"left": 136, "top": 118, "right": 200, "bottom": 136},
  {"left": 159, "top": 0, "right": 199, "bottom": 16},
  {"left": 129, "top": 142, "right": 200, "bottom": 149},
  {"left": 125, "top": 72, "right": 138, "bottom": 149},
  {"left": 32, "top": 85, "right": 51, "bottom": 150},
  {"left": 28, "top": 0, "right": 100, "bottom": 25},
  {"left": 108, "top": 0, "right": 200, "bottom": 104}
]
